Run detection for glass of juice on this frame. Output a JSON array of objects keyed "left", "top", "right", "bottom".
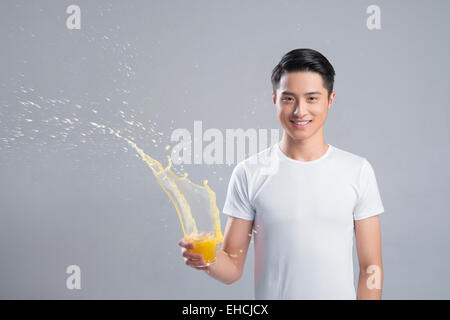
[{"left": 186, "top": 231, "right": 218, "bottom": 266}]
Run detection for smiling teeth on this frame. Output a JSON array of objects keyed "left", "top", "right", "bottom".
[{"left": 295, "top": 121, "right": 310, "bottom": 125}]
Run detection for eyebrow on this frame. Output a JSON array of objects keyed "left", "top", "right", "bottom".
[{"left": 281, "top": 91, "right": 322, "bottom": 96}]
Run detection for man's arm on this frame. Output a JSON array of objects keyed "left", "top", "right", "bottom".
[
  {"left": 354, "top": 215, "right": 383, "bottom": 299},
  {"left": 203, "top": 216, "right": 253, "bottom": 284},
  {"left": 179, "top": 215, "right": 253, "bottom": 285}
]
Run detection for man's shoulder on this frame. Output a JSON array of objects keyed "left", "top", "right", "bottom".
[
  {"left": 331, "top": 144, "right": 366, "bottom": 164},
  {"left": 330, "top": 145, "right": 370, "bottom": 177},
  {"left": 241, "top": 143, "right": 277, "bottom": 168},
  {"left": 231, "top": 144, "right": 277, "bottom": 177}
]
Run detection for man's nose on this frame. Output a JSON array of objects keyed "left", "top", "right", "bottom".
[{"left": 293, "top": 104, "right": 307, "bottom": 116}]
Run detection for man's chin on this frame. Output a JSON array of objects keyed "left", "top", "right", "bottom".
[{"left": 284, "top": 130, "right": 309, "bottom": 141}]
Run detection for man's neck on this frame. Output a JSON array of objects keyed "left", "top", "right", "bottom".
[{"left": 279, "top": 132, "right": 329, "bottom": 162}]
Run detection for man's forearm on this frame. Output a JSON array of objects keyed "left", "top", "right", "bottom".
[
  {"left": 357, "top": 267, "right": 383, "bottom": 300},
  {"left": 203, "top": 249, "right": 241, "bottom": 285}
]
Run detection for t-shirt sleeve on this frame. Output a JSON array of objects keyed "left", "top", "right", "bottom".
[
  {"left": 222, "top": 162, "right": 255, "bottom": 221},
  {"left": 353, "top": 158, "right": 385, "bottom": 220}
]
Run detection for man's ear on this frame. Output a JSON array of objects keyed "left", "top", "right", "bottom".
[
  {"left": 272, "top": 91, "right": 276, "bottom": 105},
  {"left": 328, "top": 91, "right": 336, "bottom": 109}
]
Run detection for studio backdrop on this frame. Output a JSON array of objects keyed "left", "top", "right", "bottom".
[{"left": 1, "top": 0, "right": 449, "bottom": 299}]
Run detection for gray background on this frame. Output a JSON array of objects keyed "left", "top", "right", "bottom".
[{"left": 1, "top": 0, "right": 449, "bottom": 299}]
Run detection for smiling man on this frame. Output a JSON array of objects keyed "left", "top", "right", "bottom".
[{"left": 179, "top": 48, "right": 385, "bottom": 300}]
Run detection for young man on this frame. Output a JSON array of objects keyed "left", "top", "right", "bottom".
[{"left": 179, "top": 48, "right": 385, "bottom": 300}]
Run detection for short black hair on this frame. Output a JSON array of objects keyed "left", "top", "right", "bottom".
[{"left": 271, "top": 48, "right": 336, "bottom": 99}]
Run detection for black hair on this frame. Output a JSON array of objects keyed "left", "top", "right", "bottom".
[{"left": 271, "top": 48, "right": 335, "bottom": 99}]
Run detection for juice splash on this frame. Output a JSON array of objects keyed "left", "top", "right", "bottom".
[{"left": 90, "top": 122, "right": 224, "bottom": 261}]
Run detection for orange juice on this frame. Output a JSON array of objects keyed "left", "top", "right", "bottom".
[
  {"left": 186, "top": 233, "right": 218, "bottom": 264},
  {"left": 87, "top": 122, "right": 224, "bottom": 260}
]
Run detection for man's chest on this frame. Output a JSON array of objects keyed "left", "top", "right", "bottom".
[{"left": 252, "top": 169, "right": 357, "bottom": 227}]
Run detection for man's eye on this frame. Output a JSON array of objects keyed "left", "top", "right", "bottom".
[
  {"left": 309, "top": 97, "right": 318, "bottom": 101},
  {"left": 282, "top": 97, "right": 294, "bottom": 101}
]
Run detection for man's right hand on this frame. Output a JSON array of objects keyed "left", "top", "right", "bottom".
[
  {"left": 177, "top": 216, "right": 253, "bottom": 285},
  {"left": 178, "top": 238, "right": 210, "bottom": 270}
]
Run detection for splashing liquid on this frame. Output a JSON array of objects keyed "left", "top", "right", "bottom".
[{"left": 90, "top": 122, "right": 224, "bottom": 264}]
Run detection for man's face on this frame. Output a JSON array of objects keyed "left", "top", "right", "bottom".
[{"left": 272, "top": 71, "right": 335, "bottom": 142}]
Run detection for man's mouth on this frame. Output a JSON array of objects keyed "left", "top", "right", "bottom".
[{"left": 290, "top": 120, "right": 312, "bottom": 128}]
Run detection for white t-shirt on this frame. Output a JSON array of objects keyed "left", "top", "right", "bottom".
[{"left": 222, "top": 142, "right": 385, "bottom": 299}]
